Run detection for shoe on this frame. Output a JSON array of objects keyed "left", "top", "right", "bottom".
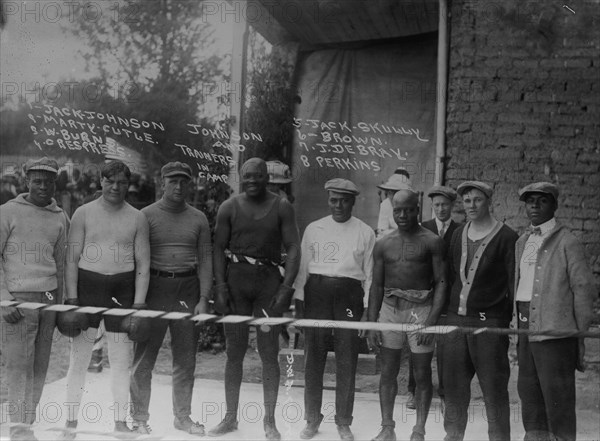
[
  {"left": 174, "top": 416, "right": 205, "bottom": 436},
  {"left": 299, "top": 414, "right": 324, "bottom": 439},
  {"left": 114, "top": 421, "right": 132, "bottom": 433},
  {"left": 87, "top": 350, "right": 103, "bottom": 372},
  {"left": 60, "top": 420, "right": 77, "bottom": 440},
  {"left": 372, "top": 426, "right": 397, "bottom": 441},
  {"left": 264, "top": 421, "right": 281, "bottom": 441},
  {"left": 406, "top": 392, "right": 416, "bottom": 410},
  {"left": 132, "top": 420, "right": 152, "bottom": 434},
  {"left": 208, "top": 415, "right": 238, "bottom": 437},
  {"left": 337, "top": 424, "right": 354, "bottom": 441},
  {"left": 10, "top": 425, "right": 38, "bottom": 441},
  {"left": 87, "top": 361, "right": 103, "bottom": 373},
  {"left": 410, "top": 430, "right": 425, "bottom": 441}
]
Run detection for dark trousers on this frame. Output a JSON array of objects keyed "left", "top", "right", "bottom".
[
  {"left": 130, "top": 275, "right": 200, "bottom": 422},
  {"left": 303, "top": 274, "right": 364, "bottom": 426},
  {"left": 517, "top": 302, "right": 577, "bottom": 441},
  {"left": 442, "top": 313, "right": 511, "bottom": 441},
  {"left": 223, "top": 263, "right": 282, "bottom": 422}
]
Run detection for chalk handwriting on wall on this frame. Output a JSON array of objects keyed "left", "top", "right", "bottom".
[
  {"left": 175, "top": 122, "right": 266, "bottom": 183},
  {"left": 27, "top": 104, "right": 164, "bottom": 156},
  {"left": 294, "top": 117, "right": 430, "bottom": 171}
]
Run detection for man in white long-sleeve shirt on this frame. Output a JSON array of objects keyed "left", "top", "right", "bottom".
[{"left": 294, "top": 178, "right": 375, "bottom": 441}]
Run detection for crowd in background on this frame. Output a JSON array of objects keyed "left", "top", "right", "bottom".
[{"left": 0, "top": 162, "right": 219, "bottom": 217}]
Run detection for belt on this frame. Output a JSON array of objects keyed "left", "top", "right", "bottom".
[
  {"left": 309, "top": 274, "right": 361, "bottom": 285},
  {"left": 150, "top": 268, "right": 197, "bottom": 278},
  {"left": 227, "top": 253, "right": 281, "bottom": 267}
]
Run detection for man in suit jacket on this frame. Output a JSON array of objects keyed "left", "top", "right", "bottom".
[
  {"left": 421, "top": 185, "right": 460, "bottom": 245},
  {"left": 419, "top": 185, "right": 460, "bottom": 412}
]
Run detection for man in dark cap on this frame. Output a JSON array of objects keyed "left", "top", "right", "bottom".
[
  {"left": 422, "top": 186, "right": 460, "bottom": 244},
  {"left": 1, "top": 157, "right": 69, "bottom": 440},
  {"left": 442, "top": 181, "right": 518, "bottom": 441},
  {"left": 420, "top": 185, "right": 461, "bottom": 410},
  {"left": 209, "top": 157, "right": 300, "bottom": 440},
  {"left": 294, "top": 178, "right": 376, "bottom": 441},
  {"left": 514, "top": 182, "right": 595, "bottom": 441},
  {"left": 130, "top": 162, "right": 213, "bottom": 435}
]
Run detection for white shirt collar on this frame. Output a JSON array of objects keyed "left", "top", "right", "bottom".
[
  {"left": 530, "top": 217, "right": 556, "bottom": 236},
  {"left": 435, "top": 217, "right": 451, "bottom": 232}
]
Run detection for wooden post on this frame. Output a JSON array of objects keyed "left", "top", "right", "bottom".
[
  {"left": 228, "top": 1, "right": 249, "bottom": 194},
  {"left": 434, "top": 0, "right": 449, "bottom": 186}
]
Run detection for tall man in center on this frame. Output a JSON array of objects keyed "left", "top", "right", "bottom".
[
  {"left": 209, "top": 158, "right": 300, "bottom": 440},
  {"left": 294, "top": 178, "right": 376, "bottom": 441},
  {"left": 130, "top": 162, "right": 213, "bottom": 435}
]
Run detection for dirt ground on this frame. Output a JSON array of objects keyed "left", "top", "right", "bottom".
[{"left": 2, "top": 328, "right": 599, "bottom": 413}]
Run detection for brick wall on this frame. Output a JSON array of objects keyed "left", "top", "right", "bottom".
[{"left": 444, "top": 0, "right": 600, "bottom": 284}]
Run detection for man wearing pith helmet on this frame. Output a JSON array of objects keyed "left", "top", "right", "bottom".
[
  {"left": 294, "top": 178, "right": 376, "bottom": 441},
  {"left": 1, "top": 157, "right": 68, "bottom": 441},
  {"left": 442, "top": 181, "right": 517, "bottom": 441},
  {"left": 514, "top": 182, "right": 595, "bottom": 441}
]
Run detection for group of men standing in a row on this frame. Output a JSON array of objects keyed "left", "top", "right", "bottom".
[{"left": 1, "top": 156, "right": 596, "bottom": 441}]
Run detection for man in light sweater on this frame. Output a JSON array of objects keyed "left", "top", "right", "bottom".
[
  {"left": 63, "top": 160, "right": 150, "bottom": 435},
  {"left": 294, "top": 178, "right": 375, "bottom": 441},
  {"left": 1, "top": 157, "right": 69, "bottom": 441},
  {"left": 130, "top": 162, "right": 213, "bottom": 436}
]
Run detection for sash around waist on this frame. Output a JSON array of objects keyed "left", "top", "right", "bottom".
[{"left": 384, "top": 287, "right": 433, "bottom": 304}]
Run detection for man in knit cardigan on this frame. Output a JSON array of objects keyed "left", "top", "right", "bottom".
[
  {"left": 514, "top": 182, "right": 596, "bottom": 441},
  {"left": 1, "top": 157, "right": 69, "bottom": 440},
  {"left": 441, "top": 181, "right": 518, "bottom": 441}
]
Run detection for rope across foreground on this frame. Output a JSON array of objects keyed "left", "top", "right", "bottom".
[{"left": 2, "top": 300, "right": 599, "bottom": 339}]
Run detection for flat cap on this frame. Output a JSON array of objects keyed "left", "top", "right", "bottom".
[
  {"left": 427, "top": 185, "right": 457, "bottom": 201},
  {"left": 518, "top": 182, "right": 559, "bottom": 202},
  {"left": 161, "top": 161, "right": 192, "bottom": 179},
  {"left": 324, "top": 178, "right": 360, "bottom": 195},
  {"left": 25, "top": 157, "right": 59, "bottom": 174},
  {"left": 457, "top": 181, "right": 493, "bottom": 198},
  {"left": 377, "top": 174, "right": 412, "bottom": 191}
]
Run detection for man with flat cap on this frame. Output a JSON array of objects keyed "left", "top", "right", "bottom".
[
  {"left": 294, "top": 178, "right": 376, "bottom": 441},
  {"left": 130, "top": 162, "right": 213, "bottom": 435},
  {"left": 422, "top": 186, "right": 460, "bottom": 245},
  {"left": 1, "top": 157, "right": 68, "bottom": 440},
  {"left": 442, "top": 181, "right": 517, "bottom": 441},
  {"left": 209, "top": 157, "right": 300, "bottom": 440},
  {"left": 420, "top": 185, "right": 461, "bottom": 409},
  {"left": 514, "top": 182, "right": 595, "bottom": 441}
]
